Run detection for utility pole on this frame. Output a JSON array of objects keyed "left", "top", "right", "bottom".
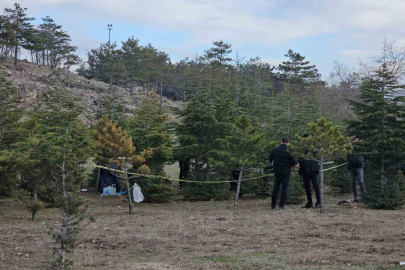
[{"left": 107, "top": 24, "right": 113, "bottom": 44}]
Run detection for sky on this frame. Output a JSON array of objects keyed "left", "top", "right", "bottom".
[{"left": 2, "top": 0, "right": 405, "bottom": 79}]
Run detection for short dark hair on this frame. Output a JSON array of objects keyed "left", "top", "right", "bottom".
[
  {"left": 281, "top": 138, "right": 289, "bottom": 144},
  {"left": 302, "top": 133, "right": 309, "bottom": 138}
]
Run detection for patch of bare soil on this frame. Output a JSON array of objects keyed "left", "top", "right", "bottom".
[{"left": 1, "top": 192, "right": 404, "bottom": 270}]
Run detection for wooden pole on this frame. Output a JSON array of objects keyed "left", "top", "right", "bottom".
[
  {"left": 319, "top": 156, "right": 324, "bottom": 213},
  {"left": 234, "top": 166, "right": 243, "bottom": 209},
  {"left": 123, "top": 158, "right": 132, "bottom": 215}
]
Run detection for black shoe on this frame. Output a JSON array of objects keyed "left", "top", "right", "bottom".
[
  {"left": 271, "top": 205, "right": 276, "bottom": 210},
  {"left": 279, "top": 206, "right": 285, "bottom": 210},
  {"left": 314, "top": 204, "right": 319, "bottom": 209},
  {"left": 302, "top": 204, "right": 313, "bottom": 209}
]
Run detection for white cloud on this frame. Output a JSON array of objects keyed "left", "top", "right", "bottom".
[
  {"left": 2, "top": 0, "right": 405, "bottom": 76},
  {"left": 2, "top": 0, "right": 405, "bottom": 47},
  {"left": 340, "top": 50, "right": 369, "bottom": 58}
]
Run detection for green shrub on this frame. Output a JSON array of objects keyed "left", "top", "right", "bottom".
[
  {"left": 363, "top": 167, "right": 405, "bottom": 210},
  {"left": 238, "top": 172, "right": 272, "bottom": 197},
  {"left": 329, "top": 158, "right": 352, "bottom": 193},
  {"left": 181, "top": 171, "right": 231, "bottom": 201},
  {"left": 182, "top": 181, "right": 231, "bottom": 201},
  {"left": 0, "top": 172, "right": 18, "bottom": 198}
]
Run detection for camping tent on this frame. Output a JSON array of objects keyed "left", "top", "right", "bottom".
[{"left": 97, "top": 165, "right": 121, "bottom": 193}]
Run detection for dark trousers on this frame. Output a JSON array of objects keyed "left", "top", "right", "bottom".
[
  {"left": 302, "top": 172, "right": 320, "bottom": 207},
  {"left": 272, "top": 173, "right": 290, "bottom": 207},
  {"left": 350, "top": 167, "right": 365, "bottom": 199}
]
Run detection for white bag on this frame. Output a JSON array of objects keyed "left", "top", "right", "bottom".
[{"left": 132, "top": 183, "right": 144, "bottom": 203}]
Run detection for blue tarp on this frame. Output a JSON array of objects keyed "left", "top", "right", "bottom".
[{"left": 98, "top": 165, "right": 121, "bottom": 193}]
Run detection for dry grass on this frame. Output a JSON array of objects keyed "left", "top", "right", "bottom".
[{"left": 1, "top": 191, "right": 405, "bottom": 270}]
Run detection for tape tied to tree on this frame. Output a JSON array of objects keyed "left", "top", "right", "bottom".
[{"left": 91, "top": 162, "right": 348, "bottom": 184}]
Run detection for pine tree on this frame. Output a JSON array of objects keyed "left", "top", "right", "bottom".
[
  {"left": 347, "top": 47, "right": 405, "bottom": 208},
  {"left": 205, "top": 40, "right": 233, "bottom": 67},
  {"left": 0, "top": 14, "right": 14, "bottom": 56},
  {"left": 126, "top": 96, "right": 173, "bottom": 203},
  {"left": 278, "top": 49, "right": 321, "bottom": 85},
  {"left": 79, "top": 42, "right": 126, "bottom": 85},
  {"left": 44, "top": 122, "right": 93, "bottom": 270},
  {"left": 0, "top": 70, "right": 22, "bottom": 199},
  {"left": 176, "top": 97, "right": 235, "bottom": 200},
  {"left": 348, "top": 64, "right": 405, "bottom": 184},
  {"left": 127, "top": 95, "right": 172, "bottom": 173},
  {"left": 14, "top": 115, "right": 48, "bottom": 221},
  {"left": 3, "top": 3, "right": 34, "bottom": 65},
  {"left": 93, "top": 116, "right": 135, "bottom": 165},
  {"left": 210, "top": 115, "right": 264, "bottom": 207},
  {"left": 37, "top": 16, "right": 77, "bottom": 68},
  {"left": 24, "top": 87, "right": 94, "bottom": 269},
  {"left": 93, "top": 116, "right": 135, "bottom": 213},
  {"left": 297, "top": 118, "right": 352, "bottom": 212},
  {"left": 121, "top": 37, "right": 142, "bottom": 82}
]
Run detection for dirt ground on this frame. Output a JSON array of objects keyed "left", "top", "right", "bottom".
[{"left": 1, "top": 190, "right": 405, "bottom": 270}]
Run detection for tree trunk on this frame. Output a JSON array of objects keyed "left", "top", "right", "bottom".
[
  {"left": 234, "top": 166, "right": 243, "bottom": 209},
  {"left": 160, "top": 81, "right": 163, "bottom": 109},
  {"left": 380, "top": 150, "right": 386, "bottom": 185},
  {"left": 96, "top": 167, "right": 101, "bottom": 193},
  {"left": 32, "top": 184, "right": 37, "bottom": 221},
  {"left": 206, "top": 162, "right": 210, "bottom": 181},
  {"left": 319, "top": 156, "right": 324, "bottom": 213},
  {"left": 123, "top": 161, "right": 132, "bottom": 215},
  {"left": 60, "top": 159, "right": 68, "bottom": 270},
  {"left": 13, "top": 44, "right": 18, "bottom": 65}
]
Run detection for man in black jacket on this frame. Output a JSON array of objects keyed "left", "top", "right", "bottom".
[
  {"left": 347, "top": 137, "right": 366, "bottom": 202},
  {"left": 269, "top": 138, "right": 297, "bottom": 209},
  {"left": 298, "top": 134, "right": 321, "bottom": 209},
  {"left": 298, "top": 157, "right": 320, "bottom": 209}
]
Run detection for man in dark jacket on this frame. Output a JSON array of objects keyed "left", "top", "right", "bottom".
[
  {"left": 269, "top": 138, "right": 297, "bottom": 209},
  {"left": 298, "top": 134, "right": 321, "bottom": 209},
  {"left": 347, "top": 153, "right": 366, "bottom": 202},
  {"left": 347, "top": 138, "right": 366, "bottom": 202},
  {"left": 298, "top": 157, "right": 320, "bottom": 209}
]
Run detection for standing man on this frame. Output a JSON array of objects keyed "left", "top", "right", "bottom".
[
  {"left": 298, "top": 157, "right": 321, "bottom": 209},
  {"left": 298, "top": 134, "right": 321, "bottom": 209},
  {"left": 347, "top": 138, "right": 366, "bottom": 202},
  {"left": 269, "top": 138, "right": 297, "bottom": 209}
]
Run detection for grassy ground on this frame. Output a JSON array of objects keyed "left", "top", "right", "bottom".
[{"left": 1, "top": 190, "right": 404, "bottom": 270}]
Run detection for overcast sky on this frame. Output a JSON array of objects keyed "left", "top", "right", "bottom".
[{"left": 2, "top": 0, "right": 405, "bottom": 79}]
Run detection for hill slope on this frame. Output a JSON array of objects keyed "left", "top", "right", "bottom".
[{"left": 1, "top": 58, "right": 181, "bottom": 124}]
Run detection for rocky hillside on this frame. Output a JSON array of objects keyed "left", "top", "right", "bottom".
[{"left": 1, "top": 58, "right": 182, "bottom": 124}]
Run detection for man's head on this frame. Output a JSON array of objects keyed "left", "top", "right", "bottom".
[
  {"left": 302, "top": 133, "right": 309, "bottom": 138},
  {"left": 351, "top": 137, "right": 360, "bottom": 143},
  {"left": 281, "top": 138, "right": 289, "bottom": 144}
]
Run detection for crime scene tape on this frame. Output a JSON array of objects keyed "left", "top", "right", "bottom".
[{"left": 90, "top": 162, "right": 348, "bottom": 184}]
